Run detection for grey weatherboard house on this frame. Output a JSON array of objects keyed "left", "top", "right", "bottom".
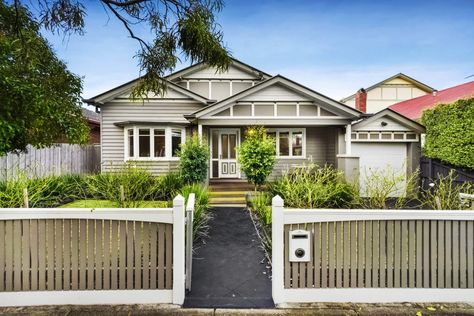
[{"left": 84, "top": 59, "right": 425, "bottom": 193}]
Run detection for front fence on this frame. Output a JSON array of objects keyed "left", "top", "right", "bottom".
[
  {"left": 0, "top": 195, "right": 188, "bottom": 306},
  {"left": 272, "top": 196, "right": 474, "bottom": 305}
]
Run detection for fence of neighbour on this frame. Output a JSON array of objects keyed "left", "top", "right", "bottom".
[
  {"left": 0, "top": 194, "right": 195, "bottom": 306},
  {"left": 0, "top": 144, "right": 101, "bottom": 180},
  {"left": 272, "top": 196, "right": 474, "bottom": 305},
  {"left": 420, "top": 156, "right": 474, "bottom": 189}
]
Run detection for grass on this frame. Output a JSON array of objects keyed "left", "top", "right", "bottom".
[{"left": 59, "top": 199, "right": 170, "bottom": 208}]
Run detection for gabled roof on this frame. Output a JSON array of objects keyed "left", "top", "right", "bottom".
[
  {"left": 82, "top": 108, "right": 100, "bottom": 124},
  {"left": 166, "top": 57, "right": 271, "bottom": 81},
  {"left": 352, "top": 108, "right": 426, "bottom": 134},
  {"left": 390, "top": 80, "right": 474, "bottom": 120},
  {"left": 83, "top": 78, "right": 209, "bottom": 106},
  {"left": 189, "top": 75, "right": 362, "bottom": 119},
  {"left": 340, "top": 73, "right": 436, "bottom": 103}
]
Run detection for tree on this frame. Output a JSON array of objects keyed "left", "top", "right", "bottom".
[
  {"left": 178, "top": 133, "right": 210, "bottom": 184},
  {"left": 0, "top": 1, "right": 89, "bottom": 155},
  {"left": 13, "top": 0, "right": 232, "bottom": 98},
  {"left": 237, "top": 126, "right": 276, "bottom": 190}
]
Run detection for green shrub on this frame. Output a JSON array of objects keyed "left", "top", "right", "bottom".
[
  {"left": 237, "top": 126, "right": 276, "bottom": 189},
  {"left": 269, "top": 164, "right": 356, "bottom": 208},
  {"left": 153, "top": 172, "right": 184, "bottom": 200},
  {"left": 421, "top": 171, "right": 474, "bottom": 210},
  {"left": 357, "top": 167, "right": 419, "bottom": 209},
  {"left": 85, "top": 165, "right": 156, "bottom": 206},
  {"left": 178, "top": 133, "right": 210, "bottom": 184},
  {"left": 421, "top": 97, "right": 474, "bottom": 170},
  {"left": 250, "top": 191, "right": 272, "bottom": 225},
  {"left": 0, "top": 173, "right": 88, "bottom": 208},
  {"left": 180, "top": 183, "right": 211, "bottom": 241}
]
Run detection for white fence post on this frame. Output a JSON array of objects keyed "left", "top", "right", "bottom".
[
  {"left": 272, "top": 195, "right": 284, "bottom": 305},
  {"left": 185, "top": 193, "right": 195, "bottom": 292},
  {"left": 172, "top": 195, "right": 186, "bottom": 305}
]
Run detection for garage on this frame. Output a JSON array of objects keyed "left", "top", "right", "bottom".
[
  {"left": 352, "top": 142, "right": 407, "bottom": 197},
  {"left": 349, "top": 109, "right": 426, "bottom": 197}
]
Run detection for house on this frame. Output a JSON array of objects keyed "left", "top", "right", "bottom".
[
  {"left": 84, "top": 59, "right": 424, "bottom": 194},
  {"left": 82, "top": 108, "right": 101, "bottom": 144},
  {"left": 390, "top": 80, "right": 474, "bottom": 120},
  {"left": 341, "top": 73, "right": 435, "bottom": 114}
]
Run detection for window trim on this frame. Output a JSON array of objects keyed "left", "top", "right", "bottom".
[
  {"left": 124, "top": 125, "right": 186, "bottom": 161},
  {"left": 267, "top": 128, "right": 306, "bottom": 159}
]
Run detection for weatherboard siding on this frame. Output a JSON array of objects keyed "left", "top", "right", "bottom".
[{"left": 101, "top": 101, "right": 202, "bottom": 174}]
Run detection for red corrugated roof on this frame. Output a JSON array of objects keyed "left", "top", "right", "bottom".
[{"left": 390, "top": 80, "right": 474, "bottom": 120}]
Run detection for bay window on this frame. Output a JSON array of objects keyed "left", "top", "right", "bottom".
[
  {"left": 125, "top": 126, "right": 185, "bottom": 160},
  {"left": 267, "top": 128, "right": 306, "bottom": 158}
]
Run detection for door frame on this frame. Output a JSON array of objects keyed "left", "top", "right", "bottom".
[{"left": 210, "top": 128, "right": 241, "bottom": 179}]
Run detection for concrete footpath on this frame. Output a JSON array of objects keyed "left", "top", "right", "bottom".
[{"left": 1, "top": 303, "right": 474, "bottom": 315}]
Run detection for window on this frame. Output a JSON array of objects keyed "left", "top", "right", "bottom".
[
  {"left": 267, "top": 129, "right": 305, "bottom": 158},
  {"left": 127, "top": 129, "right": 134, "bottom": 157},
  {"left": 125, "top": 126, "right": 185, "bottom": 160},
  {"left": 139, "top": 129, "right": 151, "bottom": 157},
  {"left": 171, "top": 129, "right": 182, "bottom": 157},
  {"left": 154, "top": 129, "right": 165, "bottom": 157}
]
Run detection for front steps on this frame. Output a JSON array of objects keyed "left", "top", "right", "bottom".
[{"left": 209, "top": 180, "right": 254, "bottom": 206}]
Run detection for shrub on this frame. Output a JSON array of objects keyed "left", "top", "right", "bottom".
[
  {"left": 269, "top": 164, "right": 356, "bottom": 209},
  {"left": 153, "top": 172, "right": 184, "bottom": 200},
  {"left": 421, "top": 97, "right": 474, "bottom": 170},
  {"left": 421, "top": 171, "right": 474, "bottom": 210},
  {"left": 178, "top": 133, "right": 210, "bottom": 184},
  {"left": 357, "top": 167, "right": 419, "bottom": 209},
  {"left": 237, "top": 126, "right": 276, "bottom": 189},
  {"left": 250, "top": 191, "right": 272, "bottom": 225},
  {"left": 180, "top": 183, "right": 211, "bottom": 241}
]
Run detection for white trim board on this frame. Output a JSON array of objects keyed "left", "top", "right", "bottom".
[
  {"left": 277, "top": 288, "right": 474, "bottom": 304},
  {"left": 0, "top": 290, "right": 173, "bottom": 307}
]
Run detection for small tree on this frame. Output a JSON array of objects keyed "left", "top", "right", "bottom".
[
  {"left": 238, "top": 126, "right": 276, "bottom": 190},
  {"left": 178, "top": 133, "right": 210, "bottom": 184}
]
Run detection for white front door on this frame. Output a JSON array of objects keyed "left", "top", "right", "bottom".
[{"left": 218, "top": 130, "right": 239, "bottom": 178}]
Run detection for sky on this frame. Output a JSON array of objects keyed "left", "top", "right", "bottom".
[{"left": 43, "top": 0, "right": 474, "bottom": 105}]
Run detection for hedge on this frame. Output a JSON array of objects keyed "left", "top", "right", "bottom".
[{"left": 421, "top": 97, "right": 474, "bottom": 170}]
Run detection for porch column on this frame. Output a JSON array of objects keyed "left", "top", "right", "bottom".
[
  {"left": 197, "top": 123, "right": 203, "bottom": 141},
  {"left": 345, "top": 123, "right": 352, "bottom": 155}
]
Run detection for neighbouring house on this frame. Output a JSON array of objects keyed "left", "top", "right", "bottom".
[
  {"left": 82, "top": 108, "right": 101, "bottom": 144},
  {"left": 390, "top": 80, "right": 474, "bottom": 120},
  {"left": 84, "top": 59, "right": 424, "bottom": 194},
  {"left": 341, "top": 73, "right": 435, "bottom": 114}
]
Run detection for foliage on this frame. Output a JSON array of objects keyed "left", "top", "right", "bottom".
[
  {"left": 421, "top": 171, "right": 474, "bottom": 210},
  {"left": 269, "top": 164, "right": 356, "bottom": 209},
  {"left": 0, "top": 173, "right": 87, "bottom": 208},
  {"left": 8, "top": 0, "right": 231, "bottom": 99},
  {"left": 421, "top": 97, "right": 474, "bottom": 170},
  {"left": 0, "top": 2, "right": 89, "bottom": 155},
  {"left": 357, "top": 167, "right": 419, "bottom": 209},
  {"left": 250, "top": 192, "right": 272, "bottom": 225},
  {"left": 153, "top": 172, "right": 184, "bottom": 200},
  {"left": 180, "top": 183, "right": 211, "bottom": 241},
  {"left": 178, "top": 133, "right": 210, "bottom": 184},
  {"left": 238, "top": 126, "right": 276, "bottom": 189},
  {"left": 60, "top": 199, "right": 169, "bottom": 208}
]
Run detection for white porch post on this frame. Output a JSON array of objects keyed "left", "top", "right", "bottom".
[
  {"left": 197, "top": 123, "right": 203, "bottom": 142},
  {"left": 345, "top": 123, "right": 352, "bottom": 155}
]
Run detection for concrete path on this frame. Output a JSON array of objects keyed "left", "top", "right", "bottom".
[{"left": 183, "top": 207, "right": 273, "bottom": 309}]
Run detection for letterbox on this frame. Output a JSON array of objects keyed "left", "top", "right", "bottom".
[{"left": 289, "top": 229, "right": 310, "bottom": 262}]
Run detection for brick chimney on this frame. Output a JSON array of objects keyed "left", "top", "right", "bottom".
[{"left": 355, "top": 88, "right": 367, "bottom": 113}]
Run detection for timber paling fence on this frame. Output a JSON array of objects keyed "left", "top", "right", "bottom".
[
  {"left": 420, "top": 156, "right": 474, "bottom": 189},
  {"left": 0, "top": 194, "right": 196, "bottom": 306},
  {"left": 0, "top": 144, "right": 101, "bottom": 180},
  {"left": 272, "top": 196, "right": 474, "bottom": 305}
]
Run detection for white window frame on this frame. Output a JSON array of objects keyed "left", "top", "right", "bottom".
[
  {"left": 267, "top": 128, "right": 306, "bottom": 159},
  {"left": 124, "top": 125, "right": 186, "bottom": 161}
]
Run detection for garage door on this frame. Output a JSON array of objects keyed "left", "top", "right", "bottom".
[{"left": 352, "top": 143, "right": 407, "bottom": 197}]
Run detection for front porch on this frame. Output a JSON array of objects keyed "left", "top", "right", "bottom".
[{"left": 199, "top": 125, "right": 347, "bottom": 181}]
